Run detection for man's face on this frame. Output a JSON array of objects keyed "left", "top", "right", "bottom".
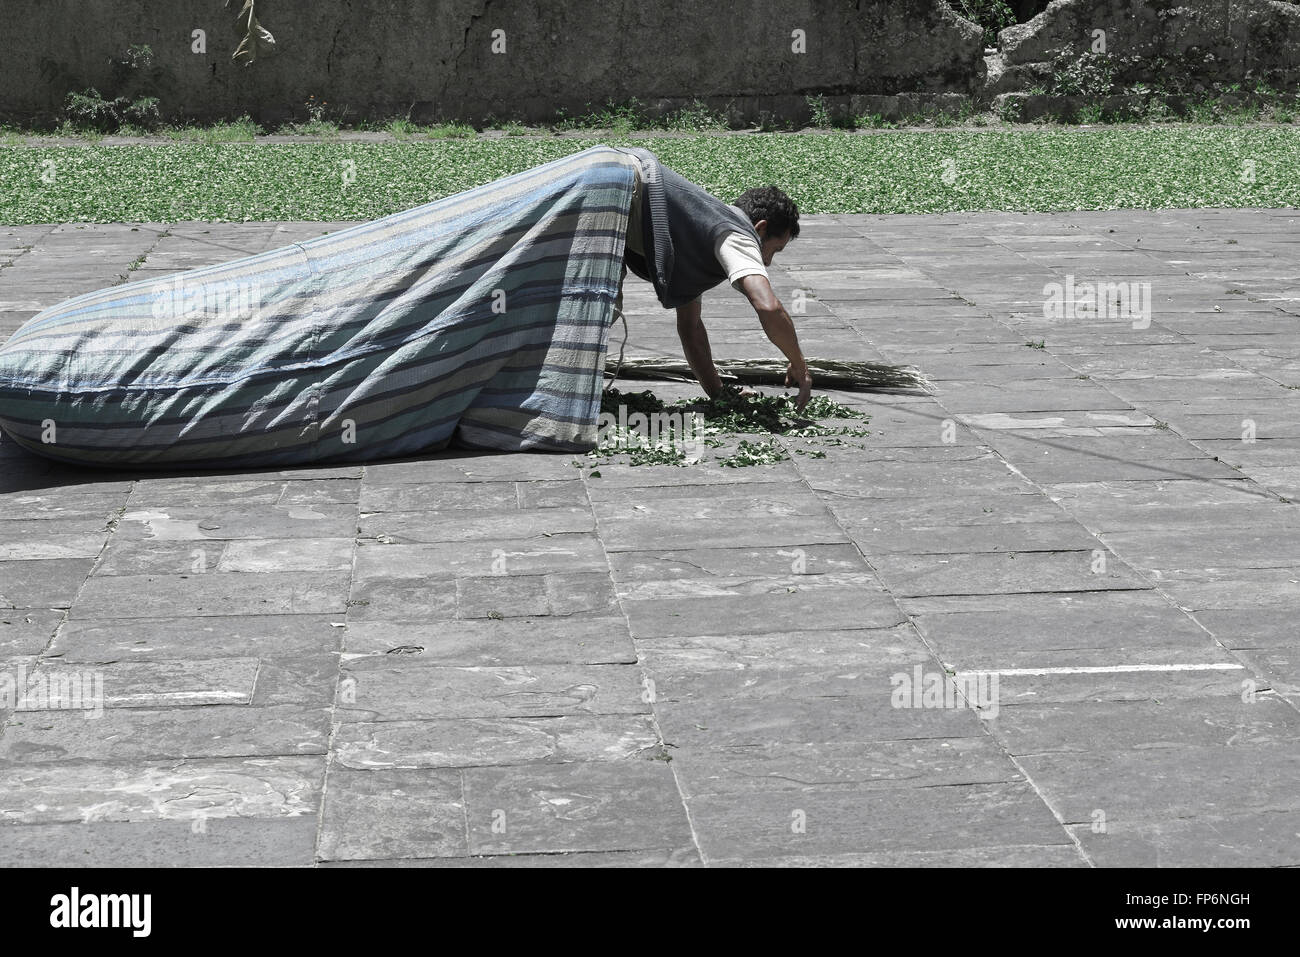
[{"left": 755, "top": 220, "right": 792, "bottom": 266}]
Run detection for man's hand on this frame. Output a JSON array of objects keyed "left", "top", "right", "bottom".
[
  {"left": 715, "top": 383, "right": 757, "bottom": 401},
  {"left": 785, "top": 362, "right": 813, "bottom": 413}
]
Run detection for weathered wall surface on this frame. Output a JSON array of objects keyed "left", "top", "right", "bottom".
[
  {"left": 4, "top": 0, "right": 985, "bottom": 124},
  {"left": 991, "top": 0, "right": 1300, "bottom": 92}
]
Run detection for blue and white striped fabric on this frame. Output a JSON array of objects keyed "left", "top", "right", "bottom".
[{"left": 0, "top": 146, "right": 637, "bottom": 468}]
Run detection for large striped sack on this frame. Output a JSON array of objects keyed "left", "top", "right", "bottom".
[{"left": 0, "top": 145, "right": 638, "bottom": 469}]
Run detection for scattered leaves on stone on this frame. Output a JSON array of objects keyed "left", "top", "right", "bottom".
[{"left": 589, "top": 387, "right": 871, "bottom": 469}]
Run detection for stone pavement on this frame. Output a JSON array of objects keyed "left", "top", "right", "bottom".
[{"left": 0, "top": 209, "right": 1298, "bottom": 867}]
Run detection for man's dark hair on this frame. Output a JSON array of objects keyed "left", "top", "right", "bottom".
[{"left": 733, "top": 186, "right": 800, "bottom": 240}]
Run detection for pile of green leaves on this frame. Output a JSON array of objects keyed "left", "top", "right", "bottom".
[
  {"left": 588, "top": 387, "right": 871, "bottom": 469},
  {"left": 588, "top": 388, "right": 696, "bottom": 467}
]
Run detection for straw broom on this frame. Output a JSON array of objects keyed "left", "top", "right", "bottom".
[{"left": 607, "top": 356, "right": 930, "bottom": 393}]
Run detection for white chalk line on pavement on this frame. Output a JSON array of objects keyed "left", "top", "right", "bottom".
[{"left": 960, "top": 663, "right": 1246, "bottom": 677}]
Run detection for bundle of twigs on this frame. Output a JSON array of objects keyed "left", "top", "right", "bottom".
[{"left": 608, "top": 356, "right": 930, "bottom": 393}]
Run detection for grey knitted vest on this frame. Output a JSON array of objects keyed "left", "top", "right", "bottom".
[{"left": 616, "top": 147, "right": 762, "bottom": 309}]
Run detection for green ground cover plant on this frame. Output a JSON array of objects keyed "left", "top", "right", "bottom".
[{"left": 2, "top": 127, "right": 1296, "bottom": 224}]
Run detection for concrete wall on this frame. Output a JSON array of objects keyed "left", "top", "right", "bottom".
[
  {"left": 991, "top": 0, "right": 1300, "bottom": 93},
  {"left": 4, "top": 0, "right": 986, "bottom": 125}
]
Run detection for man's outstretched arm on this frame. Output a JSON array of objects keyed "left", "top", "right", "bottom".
[
  {"left": 675, "top": 297, "right": 727, "bottom": 399},
  {"left": 736, "top": 274, "right": 813, "bottom": 411}
]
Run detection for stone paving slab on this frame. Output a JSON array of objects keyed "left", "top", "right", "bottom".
[
  {"left": 46, "top": 614, "right": 343, "bottom": 662},
  {"left": 974, "top": 668, "right": 1261, "bottom": 707},
  {"left": 341, "top": 614, "right": 636, "bottom": 665},
  {"left": 708, "top": 845, "right": 1087, "bottom": 867},
  {"left": 250, "top": 657, "right": 338, "bottom": 709},
  {"left": 0, "top": 609, "right": 61, "bottom": 657},
  {"left": 871, "top": 550, "right": 1149, "bottom": 598},
  {"left": 316, "top": 767, "right": 465, "bottom": 861},
  {"left": 1017, "top": 743, "right": 1300, "bottom": 825},
  {"left": 333, "top": 663, "right": 648, "bottom": 722},
  {"left": 685, "top": 782, "right": 1068, "bottom": 862},
  {"left": 1, "top": 209, "right": 1298, "bottom": 866},
  {"left": 667, "top": 737, "right": 1023, "bottom": 797},
  {"left": 0, "top": 521, "right": 107, "bottom": 560},
  {"left": 22, "top": 657, "right": 261, "bottom": 708},
  {"left": 332, "top": 714, "right": 660, "bottom": 770},
  {"left": 1069, "top": 812, "right": 1300, "bottom": 868},
  {"left": 462, "top": 761, "right": 694, "bottom": 857},
  {"left": 114, "top": 504, "right": 359, "bottom": 541},
  {"left": 621, "top": 579, "right": 905, "bottom": 639},
  {"left": 0, "top": 818, "right": 320, "bottom": 867},
  {"left": 352, "top": 535, "right": 608, "bottom": 581},
  {"left": 0, "top": 757, "right": 323, "bottom": 825},
  {"left": 605, "top": 543, "right": 867, "bottom": 580},
  {"left": 348, "top": 570, "right": 617, "bottom": 621},
  {"left": 0, "top": 704, "right": 331, "bottom": 761},
  {"left": 654, "top": 693, "right": 985, "bottom": 748},
  {"left": 358, "top": 506, "right": 595, "bottom": 544},
  {"left": 71, "top": 571, "right": 353, "bottom": 618},
  {"left": 324, "top": 847, "right": 703, "bottom": 867},
  {"left": 906, "top": 591, "right": 1224, "bottom": 670},
  {"left": 987, "top": 695, "right": 1300, "bottom": 754},
  {"left": 0, "top": 558, "right": 96, "bottom": 608}
]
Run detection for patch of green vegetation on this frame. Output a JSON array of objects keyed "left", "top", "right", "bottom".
[
  {"left": 426, "top": 122, "right": 476, "bottom": 139},
  {"left": 555, "top": 99, "right": 645, "bottom": 135},
  {"left": 1049, "top": 51, "right": 1118, "bottom": 98},
  {"left": 278, "top": 118, "right": 340, "bottom": 138},
  {"left": 57, "top": 44, "right": 167, "bottom": 134},
  {"left": 855, "top": 113, "right": 896, "bottom": 130},
  {"left": 806, "top": 95, "right": 852, "bottom": 129},
  {"left": 52, "top": 121, "right": 104, "bottom": 143},
  {"left": 62, "top": 89, "right": 162, "bottom": 133},
  {"left": 554, "top": 97, "right": 731, "bottom": 134},
  {"left": 996, "top": 98, "right": 1023, "bottom": 123},
  {"left": 1075, "top": 102, "right": 1105, "bottom": 125},
  {"left": 1142, "top": 97, "right": 1175, "bottom": 123},
  {"left": 5, "top": 127, "right": 1300, "bottom": 223},
  {"left": 278, "top": 95, "right": 344, "bottom": 138},
  {"left": 386, "top": 117, "right": 420, "bottom": 140},
  {"left": 953, "top": 0, "right": 1016, "bottom": 48},
  {"left": 663, "top": 100, "right": 729, "bottom": 133},
  {"left": 810, "top": 96, "right": 836, "bottom": 128},
  {"left": 165, "top": 116, "right": 262, "bottom": 144},
  {"left": 1187, "top": 99, "right": 1223, "bottom": 125}
]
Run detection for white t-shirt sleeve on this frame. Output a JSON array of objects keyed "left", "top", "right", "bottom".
[{"left": 714, "top": 230, "right": 768, "bottom": 286}]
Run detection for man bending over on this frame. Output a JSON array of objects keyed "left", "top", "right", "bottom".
[{"left": 615, "top": 148, "right": 813, "bottom": 411}]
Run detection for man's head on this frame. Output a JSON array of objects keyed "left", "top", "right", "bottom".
[{"left": 734, "top": 186, "right": 800, "bottom": 265}]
